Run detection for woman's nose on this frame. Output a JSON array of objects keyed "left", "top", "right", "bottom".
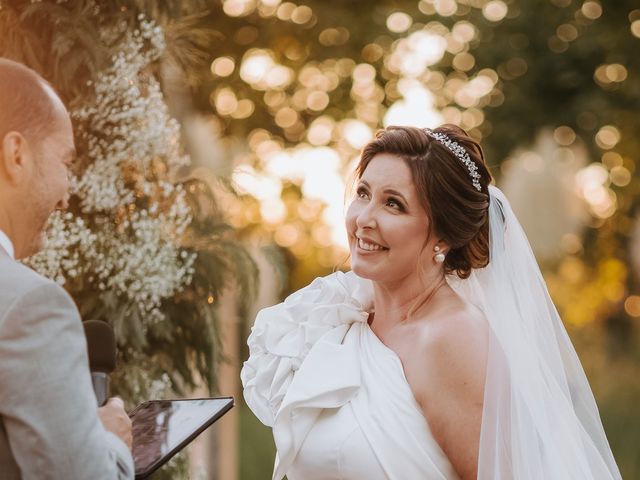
[{"left": 356, "top": 203, "right": 377, "bottom": 229}]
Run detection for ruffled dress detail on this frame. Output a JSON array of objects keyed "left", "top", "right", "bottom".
[{"left": 241, "top": 271, "right": 459, "bottom": 480}]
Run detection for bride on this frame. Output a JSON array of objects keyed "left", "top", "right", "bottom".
[{"left": 241, "top": 125, "right": 622, "bottom": 479}]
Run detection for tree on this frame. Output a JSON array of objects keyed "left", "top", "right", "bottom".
[{"left": 0, "top": 0, "right": 257, "bottom": 430}]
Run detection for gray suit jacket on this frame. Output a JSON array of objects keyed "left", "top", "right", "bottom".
[{"left": 0, "top": 247, "right": 134, "bottom": 479}]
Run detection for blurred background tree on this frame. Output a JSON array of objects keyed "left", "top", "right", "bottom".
[
  {"left": 178, "top": 0, "right": 639, "bottom": 477},
  {"left": 0, "top": 0, "right": 259, "bottom": 477},
  {"left": 2, "top": 0, "right": 639, "bottom": 478}
]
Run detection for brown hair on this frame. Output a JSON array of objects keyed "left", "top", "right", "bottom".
[
  {"left": 355, "top": 124, "right": 492, "bottom": 279},
  {"left": 0, "top": 58, "right": 58, "bottom": 148}
]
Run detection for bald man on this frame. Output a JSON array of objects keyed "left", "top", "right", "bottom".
[{"left": 0, "top": 59, "right": 134, "bottom": 479}]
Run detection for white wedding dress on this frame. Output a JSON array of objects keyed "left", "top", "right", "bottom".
[
  {"left": 242, "top": 186, "right": 622, "bottom": 480},
  {"left": 241, "top": 271, "right": 460, "bottom": 480}
]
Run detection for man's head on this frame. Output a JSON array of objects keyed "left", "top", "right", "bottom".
[{"left": 0, "top": 58, "right": 76, "bottom": 259}]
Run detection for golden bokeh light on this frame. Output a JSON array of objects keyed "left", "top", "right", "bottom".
[
  {"left": 521, "top": 152, "right": 543, "bottom": 173},
  {"left": 291, "top": 88, "right": 310, "bottom": 110},
  {"left": 306, "top": 90, "right": 330, "bottom": 111},
  {"left": 267, "top": 65, "right": 294, "bottom": 89},
  {"left": 223, "top": 0, "right": 256, "bottom": 17},
  {"left": 306, "top": 117, "right": 334, "bottom": 146},
  {"left": 452, "top": 52, "right": 475, "bottom": 72},
  {"left": 610, "top": 166, "right": 631, "bottom": 187},
  {"left": 560, "top": 233, "right": 583, "bottom": 254},
  {"left": 559, "top": 256, "right": 586, "bottom": 283},
  {"left": 240, "top": 50, "right": 272, "bottom": 83},
  {"left": 603, "top": 281, "right": 625, "bottom": 303},
  {"left": 601, "top": 151, "right": 623, "bottom": 169},
  {"left": 595, "top": 125, "right": 621, "bottom": 149},
  {"left": 445, "top": 34, "right": 465, "bottom": 55},
  {"left": 276, "top": 2, "right": 296, "bottom": 21},
  {"left": 482, "top": 0, "right": 508, "bottom": 22},
  {"left": 418, "top": 0, "right": 436, "bottom": 15},
  {"left": 275, "top": 107, "right": 299, "bottom": 128},
  {"left": 594, "top": 63, "right": 628, "bottom": 85},
  {"left": 213, "top": 87, "right": 238, "bottom": 116},
  {"left": 386, "top": 12, "right": 413, "bottom": 33},
  {"left": 340, "top": 119, "right": 373, "bottom": 149},
  {"left": 387, "top": 31, "right": 447, "bottom": 77},
  {"left": 248, "top": 129, "right": 271, "bottom": 151},
  {"left": 441, "top": 106, "right": 462, "bottom": 125},
  {"left": 298, "top": 65, "right": 324, "bottom": 88},
  {"left": 576, "top": 163, "right": 617, "bottom": 219},
  {"left": 624, "top": 296, "right": 640, "bottom": 317},
  {"left": 240, "top": 49, "right": 294, "bottom": 90},
  {"left": 312, "top": 224, "right": 334, "bottom": 247},
  {"left": 581, "top": 1, "right": 602, "bottom": 20},
  {"left": 211, "top": 57, "right": 235, "bottom": 77},
  {"left": 505, "top": 57, "right": 528, "bottom": 77},
  {"left": 255, "top": 138, "right": 282, "bottom": 158},
  {"left": 453, "top": 73, "right": 496, "bottom": 108},
  {"left": 554, "top": 125, "right": 576, "bottom": 145},
  {"left": 319, "top": 27, "right": 350, "bottom": 47},
  {"left": 231, "top": 98, "right": 255, "bottom": 119},
  {"left": 352, "top": 63, "right": 376, "bottom": 84},
  {"left": 556, "top": 24, "right": 578, "bottom": 42},
  {"left": 362, "top": 43, "right": 384, "bottom": 63},
  {"left": 273, "top": 223, "right": 300, "bottom": 247},
  {"left": 296, "top": 200, "right": 321, "bottom": 222},
  {"left": 261, "top": 198, "right": 287, "bottom": 224},
  {"left": 434, "top": 0, "right": 458, "bottom": 17},
  {"left": 232, "top": 164, "right": 282, "bottom": 201},
  {"left": 632, "top": 20, "right": 640, "bottom": 38},
  {"left": 462, "top": 108, "right": 484, "bottom": 129},
  {"left": 291, "top": 5, "right": 313, "bottom": 24},
  {"left": 263, "top": 90, "right": 287, "bottom": 108}
]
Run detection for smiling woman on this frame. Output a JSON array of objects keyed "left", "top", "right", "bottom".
[
  {"left": 350, "top": 125, "right": 491, "bottom": 282},
  {"left": 241, "top": 125, "right": 622, "bottom": 480}
]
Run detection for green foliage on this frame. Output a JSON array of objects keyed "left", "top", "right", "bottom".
[{"left": 0, "top": 0, "right": 258, "bottom": 406}]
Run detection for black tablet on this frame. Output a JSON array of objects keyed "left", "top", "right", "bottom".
[{"left": 129, "top": 397, "right": 234, "bottom": 479}]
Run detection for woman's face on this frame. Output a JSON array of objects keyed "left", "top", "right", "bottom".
[{"left": 346, "top": 153, "right": 433, "bottom": 284}]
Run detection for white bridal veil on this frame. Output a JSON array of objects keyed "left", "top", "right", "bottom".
[{"left": 448, "top": 186, "right": 622, "bottom": 479}]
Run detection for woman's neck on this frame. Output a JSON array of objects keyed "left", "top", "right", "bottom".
[{"left": 369, "top": 271, "right": 447, "bottom": 333}]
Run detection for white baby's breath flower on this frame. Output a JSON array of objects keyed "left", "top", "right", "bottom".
[{"left": 29, "top": 17, "right": 196, "bottom": 327}]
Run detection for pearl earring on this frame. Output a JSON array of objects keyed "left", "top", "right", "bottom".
[{"left": 434, "top": 245, "right": 445, "bottom": 264}]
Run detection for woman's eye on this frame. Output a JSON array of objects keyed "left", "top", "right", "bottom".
[
  {"left": 357, "top": 188, "right": 369, "bottom": 199},
  {"left": 386, "top": 198, "right": 403, "bottom": 210}
]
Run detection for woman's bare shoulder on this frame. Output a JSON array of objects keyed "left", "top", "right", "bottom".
[
  {"left": 425, "top": 301, "right": 488, "bottom": 355},
  {"left": 404, "top": 301, "right": 488, "bottom": 478}
]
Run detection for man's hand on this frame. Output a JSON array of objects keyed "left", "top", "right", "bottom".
[{"left": 98, "top": 397, "right": 132, "bottom": 450}]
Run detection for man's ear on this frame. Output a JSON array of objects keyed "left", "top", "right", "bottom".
[{"left": 1, "top": 131, "right": 31, "bottom": 184}]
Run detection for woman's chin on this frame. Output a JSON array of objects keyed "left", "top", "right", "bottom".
[{"left": 351, "top": 262, "right": 378, "bottom": 280}]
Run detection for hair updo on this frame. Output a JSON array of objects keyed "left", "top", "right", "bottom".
[{"left": 355, "top": 124, "right": 492, "bottom": 279}]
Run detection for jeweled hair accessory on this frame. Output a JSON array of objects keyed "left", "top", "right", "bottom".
[{"left": 424, "top": 128, "right": 482, "bottom": 191}]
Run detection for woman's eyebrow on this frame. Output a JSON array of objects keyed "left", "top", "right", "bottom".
[
  {"left": 359, "top": 180, "right": 409, "bottom": 204},
  {"left": 383, "top": 188, "right": 408, "bottom": 203},
  {"left": 360, "top": 180, "right": 409, "bottom": 205}
]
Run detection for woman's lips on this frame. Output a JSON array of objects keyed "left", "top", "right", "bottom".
[{"left": 357, "top": 237, "right": 388, "bottom": 252}]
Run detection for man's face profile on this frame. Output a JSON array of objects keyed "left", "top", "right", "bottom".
[
  {"left": 26, "top": 97, "right": 76, "bottom": 257},
  {"left": 0, "top": 82, "right": 76, "bottom": 259}
]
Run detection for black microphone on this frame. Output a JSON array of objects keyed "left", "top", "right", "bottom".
[{"left": 83, "top": 320, "right": 116, "bottom": 407}]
